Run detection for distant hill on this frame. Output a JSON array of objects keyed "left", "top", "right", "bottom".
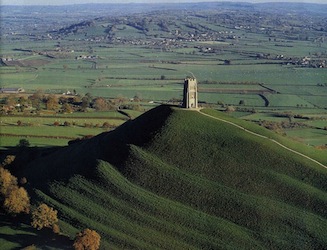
[{"left": 10, "top": 105, "right": 327, "bottom": 249}]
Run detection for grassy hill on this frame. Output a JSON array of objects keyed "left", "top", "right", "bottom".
[{"left": 8, "top": 105, "right": 327, "bottom": 249}]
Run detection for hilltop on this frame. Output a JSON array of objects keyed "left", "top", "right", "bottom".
[{"left": 6, "top": 105, "right": 327, "bottom": 249}]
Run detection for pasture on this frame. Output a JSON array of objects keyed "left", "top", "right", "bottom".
[
  {"left": 0, "top": 112, "right": 127, "bottom": 148},
  {"left": 1, "top": 6, "right": 327, "bottom": 149}
]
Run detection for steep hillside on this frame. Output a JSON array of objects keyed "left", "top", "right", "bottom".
[{"left": 13, "top": 105, "right": 327, "bottom": 249}]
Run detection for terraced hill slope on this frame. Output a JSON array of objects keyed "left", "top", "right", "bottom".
[{"left": 14, "top": 105, "right": 327, "bottom": 249}]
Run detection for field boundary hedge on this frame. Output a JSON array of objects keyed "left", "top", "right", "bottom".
[{"left": 0, "top": 133, "right": 76, "bottom": 140}]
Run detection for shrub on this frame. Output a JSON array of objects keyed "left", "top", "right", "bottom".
[
  {"left": 1, "top": 155, "right": 16, "bottom": 167},
  {"left": 239, "top": 100, "right": 245, "bottom": 105},
  {"left": 102, "top": 122, "right": 111, "bottom": 128},
  {"left": 73, "top": 228, "right": 101, "bottom": 250},
  {"left": 0, "top": 167, "right": 18, "bottom": 196},
  {"left": 63, "top": 121, "right": 71, "bottom": 127},
  {"left": 20, "top": 177, "right": 28, "bottom": 185},
  {"left": 82, "top": 135, "right": 94, "bottom": 140},
  {"left": 3, "top": 187, "right": 30, "bottom": 215},
  {"left": 52, "top": 224, "right": 60, "bottom": 234},
  {"left": 31, "top": 204, "right": 58, "bottom": 230},
  {"left": 0, "top": 167, "right": 30, "bottom": 215},
  {"left": 21, "top": 245, "right": 36, "bottom": 250},
  {"left": 17, "top": 139, "right": 30, "bottom": 148},
  {"left": 225, "top": 106, "right": 235, "bottom": 113}
]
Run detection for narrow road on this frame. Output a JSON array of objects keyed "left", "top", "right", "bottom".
[{"left": 198, "top": 110, "right": 327, "bottom": 169}]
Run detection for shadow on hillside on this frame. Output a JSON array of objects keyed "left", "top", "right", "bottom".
[
  {"left": 0, "top": 213, "right": 73, "bottom": 250},
  {"left": 1, "top": 105, "right": 177, "bottom": 184},
  {"left": 0, "top": 146, "right": 62, "bottom": 171}
]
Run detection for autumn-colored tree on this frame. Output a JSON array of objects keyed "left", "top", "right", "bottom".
[
  {"left": 73, "top": 228, "right": 101, "bottom": 250},
  {"left": 114, "top": 94, "right": 127, "bottom": 106},
  {"left": 93, "top": 97, "right": 108, "bottom": 111},
  {"left": 46, "top": 94, "right": 58, "bottom": 110},
  {"left": 52, "top": 223, "right": 61, "bottom": 234},
  {"left": 0, "top": 167, "right": 18, "bottom": 196},
  {"left": 62, "top": 103, "right": 73, "bottom": 113},
  {"left": 63, "top": 121, "right": 71, "bottom": 127},
  {"left": 0, "top": 166, "right": 30, "bottom": 215},
  {"left": 29, "top": 90, "right": 44, "bottom": 110},
  {"left": 3, "top": 187, "right": 30, "bottom": 214},
  {"left": 102, "top": 122, "right": 111, "bottom": 128},
  {"left": 81, "top": 97, "right": 90, "bottom": 111},
  {"left": 225, "top": 105, "right": 235, "bottom": 113},
  {"left": 73, "top": 95, "right": 82, "bottom": 103},
  {"left": 20, "top": 177, "right": 28, "bottom": 185},
  {"left": 5, "top": 94, "right": 17, "bottom": 106},
  {"left": 1, "top": 155, "right": 16, "bottom": 167},
  {"left": 31, "top": 203, "right": 58, "bottom": 230}
]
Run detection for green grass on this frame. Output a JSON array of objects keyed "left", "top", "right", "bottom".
[
  {"left": 238, "top": 111, "right": 327, "bottom": 146},
  {"left": 0, "top": 112, "right": 127, "bottom": 148},
  {"left": 0, "top": 136, "right": 69, "bottom": 147},
  {"left": 0, "top": 213, "right": 73, "bottom": 250},
  {"left": 0, "top": 115, "right": 125, "bottom": 126},
  {"left": 5, "top": 105, "right": 327, "bottom": 249},
  {"left": 200, "top": 93, "right": 264, "bottom": 106},
  {"left": 0, "top": 123, "right": 118, "bottom": 149},
  {"left": 285, "top": 128, "right": 327, "bottom": 146},
  {"left": 265, "top": 94, "right": 314, "bottom": 107},
  {"left": 2, "top": 43, "right": 327, "bottom": 102},
  {"left": 201, "top": 108, "right": 327, "bottom": 165}
]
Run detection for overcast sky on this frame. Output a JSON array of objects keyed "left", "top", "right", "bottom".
[{"left": 1, "top": 0, "right": 326, "bottom": 5}]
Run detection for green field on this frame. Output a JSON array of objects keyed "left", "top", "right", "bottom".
[
  {"left": 0, "top": 112, "right": 128, "bottom": 148},
  {"left": 1, "top": 44, "right": 326, "bottom": 121}
]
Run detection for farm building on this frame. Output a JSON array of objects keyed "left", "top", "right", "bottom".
[{"left": 0, "top": 87, "right": 25, "bottom": 94}]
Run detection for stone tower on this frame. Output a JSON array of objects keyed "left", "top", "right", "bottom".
[{"left": 182, "top": 78, "right": 198, "bottom": 108}]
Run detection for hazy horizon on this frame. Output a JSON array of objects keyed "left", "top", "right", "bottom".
[{"left": 1, "top": 0, "right": 326, "bottom": 6}]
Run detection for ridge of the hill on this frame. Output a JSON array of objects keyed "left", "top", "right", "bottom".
[
  {"left": 15, "top": 105, "right": 173, "bottom": 184},
  {"left": 12, "top": 105, "right": 327, "bottom": 249}
]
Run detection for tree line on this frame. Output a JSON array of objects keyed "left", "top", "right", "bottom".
[{"left": 1, "top": 90, "right": 143, "bottom": 115}]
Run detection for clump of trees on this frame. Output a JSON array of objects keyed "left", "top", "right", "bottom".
[
  {"left": 0, "top": 156, "right": 59, "bottom": 232},
  {"left": 3, "top": 187, "right": 30, "bottom": 214},
  {"left": 73, "top": 228, "right": 101, "bottom": 250},
  {"left": 31, "top": 203, "right": 59, "bottom": 232},
  {"left": 1, "top": 90, "right": 139, "bottom": 115},
  {"left": 93, "top": 97, "right": 115, "bottom": 111},
  {"left": 0, "top": 162, "right": 30, "bottom": 215},
  {"left": 0, "top": 155, "right": 102, "bottom": 249}
]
